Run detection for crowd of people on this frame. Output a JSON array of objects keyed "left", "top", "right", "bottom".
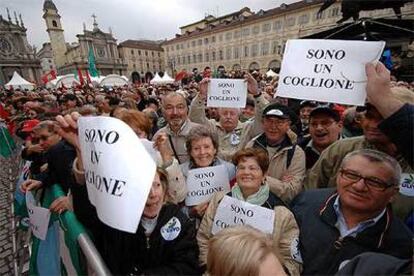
[{"left": 1, "top": 61, "right": 413, "bottom": 275}]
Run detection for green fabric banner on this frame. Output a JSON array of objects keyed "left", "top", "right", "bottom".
[
  {"left": 0, "top": 126, "right": 16, "bottom": 158},
  {"left": 29, "top": 184, "right": 88, "bottom": 275},
  {"left": 88, "top": 47, "right": 99, "bottom": 77}
]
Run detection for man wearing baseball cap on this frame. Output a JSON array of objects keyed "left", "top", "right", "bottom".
[
  {"left": 299, "top": 106, "right": 343, "bottom": 170},
  {"left": 246, "top": 103, "right": 306, "bottom": 203}
]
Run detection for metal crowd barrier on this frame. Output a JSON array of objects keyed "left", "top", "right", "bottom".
[{"left": 29, "top": 184, "right": 111, "bottom": 276}]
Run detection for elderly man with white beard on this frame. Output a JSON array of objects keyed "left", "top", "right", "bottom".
[{"left": 189, "top": 73, "right": 269, "bottom": 162}]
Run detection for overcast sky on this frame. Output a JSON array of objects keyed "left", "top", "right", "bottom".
[{"left": 3, "top": 0, "right": 297, "bottom": 49}]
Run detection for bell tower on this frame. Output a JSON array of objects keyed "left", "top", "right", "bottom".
[{"left": 42, "top": 0, "right": 67, "bottom": 69}]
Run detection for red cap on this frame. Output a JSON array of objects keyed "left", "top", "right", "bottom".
[{"left": 21, "top": 119, "right": 40, "bottom": 132}]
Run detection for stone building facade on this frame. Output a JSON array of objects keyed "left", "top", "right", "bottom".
[
  {"left": 162, "top": 0, "right": 413, "bottom": 75},
  {"left": 36, "top": 42, "right": 56, "bottom": 75},
  {"left": 0, "top": 10, "right": 41, "bottom": 85},
  {"left": 42, "top": 0, "right": 127, "bottom": 76},
  {"left": 118, "top": 40, "right": 165, "bottom": 83}
]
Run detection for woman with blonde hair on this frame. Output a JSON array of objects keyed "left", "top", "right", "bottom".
[{"left": 207, "top": 225, "right": 287, "bottom": 276}]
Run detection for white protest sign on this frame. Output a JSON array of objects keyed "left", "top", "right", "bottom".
[
  {"left": 399, "top": 173, "right": 414, "bottom": 197},
  {"left": 26, "top": 191, "right": 51, "bottom": 240},
  {"left": 211, "top": 195, "right": 275, "bottom": 235},
  {"left": 185, "top": 165, "right": 230, "bottom": 206},
  {"left": 207, "top": 79, "right": 247, "bottom": 108},
  {"left": 277, "top": 39, "right": 385, "bottom": 106},
  {"left": 78, "top": 116, "right": 156, "bottom": 233},
  {"left": 140, "top": 138, "right": 161, "bottom": 164}
]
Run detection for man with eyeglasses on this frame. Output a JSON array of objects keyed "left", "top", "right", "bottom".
[
  {"left": 299, "top": 106, "right": 343, "bottom": 170},
  {"left": 246, "top": 103, "right": 306, "bottom": 203},
  {"left": 152, "top": 91, "right": 201, "bottom": 164},
  {"left": 306, "top": 62, "right": 413, "bottom": 221},
  {"left": 20, "top": 120, "right": 76, "bottom": 214},
  {"left": 292, "top": 149, "right": 412, "bottom": 275}
]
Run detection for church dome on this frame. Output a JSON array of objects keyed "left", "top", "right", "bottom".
[{"left": 43, "top": 0, "right": 57, "bottom": 11}]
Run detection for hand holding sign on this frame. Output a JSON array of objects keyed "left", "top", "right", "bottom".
[
  {"left": 207, "top": 79, "right": 247, "bottom": 108},
  {"left": 198, "top": 78, "right": 210, "bottom": 100},
  {"left": 365, "top": 62, "right": 391, "bottom": 103},
  {"left": 211, "top": 196, "right": 275, "bottom": 235},
  {"left": 277, "top": 39, "right": 385, "bottom": 106},
  {"left": 78, "top": 116, "right": 156, "bottom": 233},
  {"left": 49, "top": 196, "right": 72, "bottom": 214},
  {"left": 365, "top": 62, "right": 405, "bottom": 119},
  {"left": 185, "top": 165, "right": 230, "bottom": 206},
  {"left": 244, "top": 73, "right": 259, "bottom": 96}
]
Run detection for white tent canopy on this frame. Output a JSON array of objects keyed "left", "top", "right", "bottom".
[
  {"left": 46, "top": 76, "right": 62, "bottom": 89},
  {"left": 99, "top": 74, "right": 128, "bottom": 87},
  {"left": 4, "top": 71, "right": 35, "bottom": 90},
  {"left": 160, "top": 72, "right": 175, "bottom": 84},
  {"left": 149, "top": 73, "right": 163, "bottom": 85},
  {"left": 54, "top": 74, "right": 80, "bottom": 88},
  {"left": 266, "top": 69, "right": 278, "bottom": 78},
  {"left": 91, "top": 76, "right": 105, "bottom": 87}
]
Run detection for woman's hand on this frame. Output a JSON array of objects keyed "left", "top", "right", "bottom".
[
  {"left": 244, "top": 73, "right": 259, "bottom": 96},
  {"left": 281, "top": 174, "right": 294, "bottom": 182},
  {"left": 198, "top": 78, "right": 210, "bottom": 100},
  {"left": 49, "top": 196, "right": 72, "bottom": 214},
  {"left": 191, "top": 202, "right": 209, "bottom": 218},
  {"left": 153, "top": 132, "right": 173, "bottom": 164},
  {"left": 20, "top": 179, "right": 43, "bottom": 193}
]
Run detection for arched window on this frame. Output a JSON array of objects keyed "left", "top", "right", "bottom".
[
  {"left": 248, "top": 62, "right": 260, "bottom": 72},
  {"left": 52, "top": 20, "right": 58, "bottom": 27}
]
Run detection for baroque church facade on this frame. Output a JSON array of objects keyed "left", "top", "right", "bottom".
[
  {"left": 0, "top": 9, "right": 41, "bottom": 85},
  {"left": 43, "top": 0, "right": 127, "bottom": 76}
]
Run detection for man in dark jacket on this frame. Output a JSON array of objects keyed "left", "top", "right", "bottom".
[
  {"left": 292, "top": 149, "right": 413, "bottom": 275},
  {"left": 20, "top": 121, "right": 96, "bottom": 229},
  {"left": 305, "top": 62, "right": 414, "bottom": 221},
  {"left": 336, "top": 252, "right": 412, "bottom": 275}
]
